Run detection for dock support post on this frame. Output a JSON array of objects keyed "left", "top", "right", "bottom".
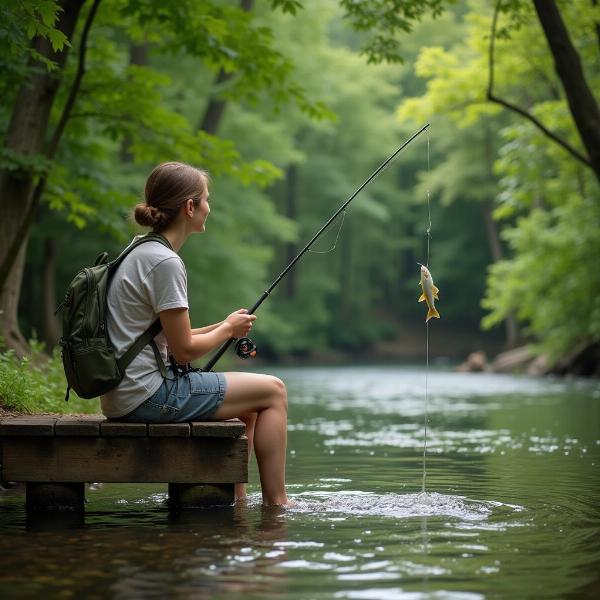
[
  {"left": 168, "top": 483, "right": 234, "bottom": 509},
  {"left": 26, "top": 482, "right": 85, "bottom": 512}
]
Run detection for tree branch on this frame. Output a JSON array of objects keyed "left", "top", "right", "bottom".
[
  {"left": 47, "top": 0, "right": 102, "bottom": 160},
  {"left": 533, "top": 0, "right": 600, "bottom": 180},
  {"left": 486, "top": 0, "right": 592, "bottom": 169}
]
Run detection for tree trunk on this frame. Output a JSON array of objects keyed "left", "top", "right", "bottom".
[
  {"left": 121, "top": 42, "right": 149, "bottom": 162},
  {"left": 532, "top": 0, "right": 600, "bottom": 184},
  {"left": 284, "top": 165, "right": 298, "bottom": 299},
  {"left": 481, "top": 125, "right": 520, "bottom": 348},
  {"left": 0, "top": 0, "right": 85, "bottom": 354},
  {"left": 198, "top": 68, "right": 234, "bottom": 135},
  {"left": 480, "top": 201, "right": 503, "bottom": 263},
  {"left": 0, "top": 241, "right": 30, "bottom": 355},
  {"left": 480, "top": 201, "right": 519, "bottom": 347},
  {"left": 42, "top": 237, "right": 60, "bottom": 349},
  {"left": 197, "top": 0, "right": 254, "bottom": 135}
]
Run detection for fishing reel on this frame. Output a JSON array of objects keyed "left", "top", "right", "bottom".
[{"left": 235, "top": 337, "right": 257, "bottom": 359}]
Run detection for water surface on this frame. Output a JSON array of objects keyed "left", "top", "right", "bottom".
[{"left": 1, "top": 366, "right": 599, "bottom": 599}]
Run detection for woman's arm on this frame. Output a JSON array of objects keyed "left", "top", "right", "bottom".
[
  {"left": 160, "top": 307, "right": 255, "bottom": 364},
  {"left": 191, "top": 322, "right": 223, "bottom": 335}
]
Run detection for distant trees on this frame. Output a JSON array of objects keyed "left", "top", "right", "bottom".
[
  {"left": 369, "top": 0, "right": 600, "bottom": 363},
  {"left": 3, "top": 0, "right": 597, "bottom": 368}
]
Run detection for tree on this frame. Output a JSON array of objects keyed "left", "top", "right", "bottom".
[
  {"left": 0, "top": 0, "right": 322, "bottom": 354},
  {"left": 340, "top": 0, "right": 600, "bottom": 186},
  {"left": 0, "top": 0, "right": 89, "bottom": 355},
  {"left": 386, "top": 0, "right": 599, "bottom": 363}
]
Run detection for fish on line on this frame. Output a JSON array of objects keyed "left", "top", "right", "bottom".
[{"left": 418, "top": 264, "right": 440, "bottom": 322}]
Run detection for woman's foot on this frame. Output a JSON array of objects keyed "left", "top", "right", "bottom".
[{"left": 263, "top": 497, "right": 295, "bottom": 508}]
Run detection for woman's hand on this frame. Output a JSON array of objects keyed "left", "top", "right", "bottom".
[
  {"left": 225, "top": 309, "right": 256, "bottom": 338},
  {"left": 160, "top": 307, "right": 257, "bottom": 364}
]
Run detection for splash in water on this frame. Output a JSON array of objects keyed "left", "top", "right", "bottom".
[{"left": 286, "top": 491, "right": 524, "bottom": 521}]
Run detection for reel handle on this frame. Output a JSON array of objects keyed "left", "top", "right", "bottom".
[{"left": 234, "top": 337, "right": 257, "bottom": 359}]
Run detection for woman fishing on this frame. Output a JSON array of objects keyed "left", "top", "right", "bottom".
[{"left": 100, "top": 161, "right": 291, "bottom": 508}]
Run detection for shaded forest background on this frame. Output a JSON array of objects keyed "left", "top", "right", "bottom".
[{"left": 1, "top": 0, "right": 599, "bottom": 373}]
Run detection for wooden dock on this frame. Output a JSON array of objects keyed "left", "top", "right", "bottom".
[{"left": 0, "top": 414, "right": 247, "bottom": 511}]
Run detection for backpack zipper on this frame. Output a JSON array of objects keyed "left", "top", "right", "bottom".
[
  {"left": 54, "top": 289, "right": 72, "bottom": 315},
  {"left": 97, "top": 286, "right": 106, "bottom": 334}
]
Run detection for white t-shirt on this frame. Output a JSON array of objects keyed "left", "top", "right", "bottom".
[{"left": 100, "top": 238, "right": 188, "bottom": 418}]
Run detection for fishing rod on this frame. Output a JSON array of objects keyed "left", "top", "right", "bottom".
[{"left": 202, "top": 122, "right": 430, "bottom": 372}]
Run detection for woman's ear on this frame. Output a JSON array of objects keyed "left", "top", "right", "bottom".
[{"left": 186, "top": 198, "right": 194, "bottom": 216}]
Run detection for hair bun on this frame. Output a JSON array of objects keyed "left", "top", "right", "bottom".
[{"left": 134, "top": 203, "right": 164, "bottom": 228}]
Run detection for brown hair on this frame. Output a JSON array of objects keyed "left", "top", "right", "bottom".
[{"left": 134, "top": 162, "right": 209, "bottom": 232}]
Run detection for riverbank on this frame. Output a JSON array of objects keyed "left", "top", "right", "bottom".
[
  {"left": 254, "top": 323, "right": 599, "bottom": 378},
  {"left": 260, "top": 321, "right": 506, "bottom": 367}
]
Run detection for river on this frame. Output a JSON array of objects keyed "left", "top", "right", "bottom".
[{"left": 1, "top": 366, "right": 599, "bottom": 599}]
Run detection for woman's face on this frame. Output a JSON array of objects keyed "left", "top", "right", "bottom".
[{"left": 193, "top": 189, "right": 210, "bottom": 233}]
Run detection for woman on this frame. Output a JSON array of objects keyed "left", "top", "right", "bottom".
[{"left": 101, "top": 161, "right": 291, "bottom": 507}]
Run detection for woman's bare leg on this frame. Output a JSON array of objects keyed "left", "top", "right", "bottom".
[
  {"left": 234, "top": 412, "right": 257, "bottom": 500},
  {"left": 212, "top": 373, "right": 289, "bottom": 506}
]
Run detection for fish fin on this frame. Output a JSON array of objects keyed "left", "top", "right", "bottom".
[
  {"left": 426, "top": 307, "right": 440, "bottom": 322},
  {"left": 418, "top": 293, "right": 426, "bottom": 303},
  {"left": 433, "top": 291, "right": 439, "bottom": 300},
  {"left": 433, "top": 285, "right": 440, "bottom": 295}
]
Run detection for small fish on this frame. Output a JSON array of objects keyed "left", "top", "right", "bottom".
[{"left": 418, "top": 264, "right": 440, "bottom": 322}]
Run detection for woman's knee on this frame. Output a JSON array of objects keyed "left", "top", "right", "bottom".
[{"left": 267, "top": 376, "right": 287, "bottom": 412}]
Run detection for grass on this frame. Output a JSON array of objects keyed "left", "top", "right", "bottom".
[{"left": 0, "top": 342, "right": 99, "bottom": 415}]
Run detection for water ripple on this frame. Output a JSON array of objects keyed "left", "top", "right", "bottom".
[{"left": 289, "top": 491, "right": 524, "bottom": 521}]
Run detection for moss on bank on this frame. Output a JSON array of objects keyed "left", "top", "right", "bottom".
[{"left": 0, "top": 344, "right": 99, "bottom": 415}]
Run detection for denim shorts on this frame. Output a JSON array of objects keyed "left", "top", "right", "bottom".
[{"left": 118, "top": 367, "right": 227, "bottom": 423}]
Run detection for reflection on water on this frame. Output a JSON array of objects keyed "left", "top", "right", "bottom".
[{"left": 1, "top": 366, "right": 599, "bottom": 599}]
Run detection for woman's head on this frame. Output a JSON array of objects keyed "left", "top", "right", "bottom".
[{"left": 134, "top": 162, "right": 210, "bottom": 233}]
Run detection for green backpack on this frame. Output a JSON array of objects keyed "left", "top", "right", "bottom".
[{"left": 57, "top": 233, "right": 172, "bottom": 401}]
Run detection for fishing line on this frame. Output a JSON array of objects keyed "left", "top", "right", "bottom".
[
  {"left": 422, "top": 130, "right": 432, "bottom": 494},
  {"left": 202, "top": 123, "right": 430, "bottom": 372},
  {"left": 308, "top": 211, "right": 346, "bottom": 254}
]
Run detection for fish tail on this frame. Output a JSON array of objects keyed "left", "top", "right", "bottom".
[{"left": 426, "top": 307, "right": 440, "bottom": 322}]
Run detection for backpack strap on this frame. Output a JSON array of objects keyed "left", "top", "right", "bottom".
[
  {"left": 110, "top": 232, "right": 173, "bottom": 273},
  {"left": 116, "top": 318, "right": 168, "bottom": 377},
  {"left": 111, "top": 232, "right": 174, "bottom": 378}
]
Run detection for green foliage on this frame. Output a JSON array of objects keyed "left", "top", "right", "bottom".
[
  {"left": 483, "top": 194, "right": 600, "bottom": 361},
  {"left": 270, "top": 0, "right": 304, "bottom": 15},
  {"left": 0, "top": 0, "right": 68, "bottom": 113},
  {"left": 394, "top": 0, "right": 600, "bottom": 360},
  {"left": 482, "top": 120, "right": 600, "bottom": 360},
  {"left": 0, "top": 342, "right": 97, "bottom": 414},
  {"left": 0, "top": 0, "right": 69, "bottom": 63},
  {"left": 340, "top": 0, "right": 453, "bottom": 63}
]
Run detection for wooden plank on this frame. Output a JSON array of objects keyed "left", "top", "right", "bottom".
[
  {"left": 148, "top": 423, "right": 190, "bottom": 437},
  {"left": 100, "top": 421, "right": 147, "bottom": 437},
  {"left": 1, "top": 436, "right": 248, "bottom": 484},
  {"left": 0, "top": 415, "right": 57, "bottom": 437},
  {"left": 55, "top": 415, "right": 105, "bottom": 436},
  {"left": 191, "top": 419, "right": 245, "bottom": 438}
]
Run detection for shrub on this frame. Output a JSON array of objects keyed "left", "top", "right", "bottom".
[{"left": 0, "top": 342, "right": 99, "bottom": 414}]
